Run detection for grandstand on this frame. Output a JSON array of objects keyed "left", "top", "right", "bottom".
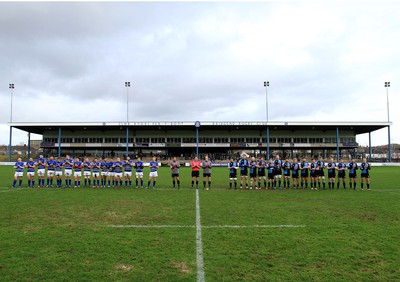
[{"left": 9, "top": 121, "right": 390, "bottom": 161}]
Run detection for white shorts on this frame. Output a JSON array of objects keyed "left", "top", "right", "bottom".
[
  {"left": 74, "top": 171, "right": 82, "bottom": 177},
  {"left": 101, "top": 171, "right": 108, "bottom": 176},
  {"left": 47, "top": 171, "right": 55, "bottom": 177},
  {"left": 14, "top": 172, "right": 23, "bottom": 177},
  {"left": 108, "top": 172, "right": 115, "bottom": 177},
  {"left": 37, "top": 169, "right": 45, "bottom": 176},
  {"left": 93, "top": 172, "right": 100, "bottom": 178},
  {"left": 149, "top": 171, "right": 158, "bottom": 177},
  {"left": 84, "top": 171, "right": 91, "bottom": 177},
  {"left": 124, "top": 171, "right": 132, "bottom": 177},
  {"left": 64, "top": 169, "right": 72, "bottom": 176},
  {"left": 55, "top": 171, "right": 63, "bottom": 176},
  {"left": 136, "top": 172, "right": 144, "bottom": 178},
  {"left": 27, "top": 172, "right": 35, "bottom": 177},
  {"left": 115, "top": 172, "right": 123, "bottom": 178}
]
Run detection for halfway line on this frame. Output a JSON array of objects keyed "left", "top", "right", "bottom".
[
  {"left": 196, "top": 189, "right": 206, "bottom": 282},
  {"left": 108, "top": 224, "right": 306, "bottom": 229}
]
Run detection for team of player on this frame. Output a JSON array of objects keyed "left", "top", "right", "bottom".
[
  {"left": 11, "top": 154, "right": 371, "bottom": 191},
  {"left": 228, "top": 154, "right": 371, "bottom": 191},
  {"left": 12, "top": 155, "right": 159, "bottom": 189}
]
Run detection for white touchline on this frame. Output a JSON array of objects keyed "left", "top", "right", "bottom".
[
  {"left": 196, "top": 189, "right": 206, "bottom": 282},
  {"left": 108, "top": 224, "right": 306, "bottom": 229}
]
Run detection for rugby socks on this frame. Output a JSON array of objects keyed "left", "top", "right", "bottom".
[
  {"left": 140, "top": 179, "right": 143, "bottom": 188},
  {"left": 12, "top": 180, "right": 17, "bottom": 187},
  {"left": 191, "top": 180, "right": 194, "bottom": 188},
  {"left": 28, "top": 180, "right": 31, "bottom": 187},
  {"left": 147, "top": 181, "right": 151, "bottom": 188},
  {"left": 153, "top": 181, "right": 156, "bottom": 189},
  {"left": 208, "top": 181, "right": 211, "bottom": 188},
  {"left": 177, "top": 180, "right": 180, "bottom": 189},
  {"left": 196, "top": 181, "right": 199, "bottom": 189},
  {"left": 173, "top": 180, "right": 176, "bottom": 188},
  {"left": 19, "top": 180, "right": 22, "bottom": 187},
  {"left": 136, "top": 179, "right": 139, "bottom": 188},
  {"left": 203, "top": 181, "right": 206, "bottom": 188},
  {"left": 353, "top": 182, "right": 356, "bottom": 190}
]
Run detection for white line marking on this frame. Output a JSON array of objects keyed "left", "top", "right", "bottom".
[
  {"left": 196, "top": 189, "right": 205, "bottom": 282},
  {"left": 0, "top": 189, "right": 15, "bottom": 193},
  {"left": 108, "top": 224, "right": 306, "bottom": 229},
  {"left": 109, "top": 225, "right": 196, "bottom": 228}
]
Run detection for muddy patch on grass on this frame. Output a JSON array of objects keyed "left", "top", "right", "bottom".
[{"left": 172, "top": 261, "right": 192, "bottom": 274}]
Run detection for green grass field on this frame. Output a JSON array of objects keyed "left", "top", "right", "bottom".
[{"left": 1, "top": 166, "right": 399, "bottom": 281}]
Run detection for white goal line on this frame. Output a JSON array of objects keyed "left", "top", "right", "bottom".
[{"left": 108, "top": 224, "right": 306, "bottom": 228}]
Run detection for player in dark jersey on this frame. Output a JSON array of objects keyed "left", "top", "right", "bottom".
[
  {"left": 360, "top": 157, "right": 371, "bottom": 190},
  {"left": 257, "top": 157, "right": 267, "bottom": 189},
  {"left": 228, "top": 158, "right": 238, "bottom": 190},
  {"left": 326, "top": 158, "right": 336, "bottom": 190},
  {"left": 300, "top": 158, "right": 309, "bottom": 189},
  {"left": 316, "top": 156, "right": 326, "bottom": 190},
  {"left": 291, "top": 158, "right": 300, "bottom": 189},
  {"left": 266, "top": 158, "right": 275, "bottom": 189},
  {"left": 170, "top": 157, "right": 181, "bottom": 189},
  {"left": 249, "top": 157, "right": 258, "bottom": 190},
  {"left": 202, "top": 155, "right": 212, "bottom": 190},
  {"left": 238, "top": 154, "right": 249, "bottom": 189},
  {"left": 336, "top": 158, "right": 347, "bottom": 189},
  {"left": 282, "top": 158, "right": 291, "bottom": 189},
  {"left": 347, "top": 158, "right": 358, "bottom": 190},
  {"left": 309, "top": 158, "right": 318, "bottom": 190},
  {"left": 273, "top": 155, "right": 283, "bottom": 190}
]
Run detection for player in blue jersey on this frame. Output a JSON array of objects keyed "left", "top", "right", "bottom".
[
  {"left": 310, "top": 158, "right": 318, "bottom": 190},
  {"left": 249, "top": 157, "right": 258, "bottom": 190},
  {"left": 282, "top": 158, "right": 291, "bottom": 189},
  {"left": 228, "top": 158, "right": 238, "bottom": 189},
  {"left": 336, "top": 158, "right": 347, "bottom": 189},
  {"left": 64, "top": 155, "right": 74, "bottom": 188},
  {"left": 257, "top": 157, "right": 267, "bottom": 189},
  {"left": 326, "top": 158, "right": 336, "bottom": 190},
  {"left": 134, "top": 157, "right": 144, "bottom": 189},
  {"left": 114, "top": 157, "right": 124, "bottom": 188},
  {"left": 238, "top": 154, "right": 249, "bottom": 189},
  {"left": 92, "top": 158, "right": 101, "bottom": 188},
  {"left": 147, "top": 156, "right": 159, "bottom": 189},
  {"left": 73, "top": 157, "right": 83, "bottom": 188},
  {"left": 316, "top": 156, "right": 326, "bottom": 190},
  {"left": 360, "top": 157, "right": 371, "bottom": 190},
  {"left": 123, "top": 157, "right": 134, "bottom": 188},
  {"left": 25, "top": 157, "right": 36, "bottom": 188},
  {"left": 108, "top": 158, "right": 115, "bottom": 187},
  {"left": 36, "top": 154, "right": 46, "bottom": 188},
  {"left": 83, "top": 158, "right": 92, "bottom": 187},
  {"left": 46, "top": 156, "right": 56, "bottom": 188},
  {"left": 100, "top": 158, "right": 108, "bottom": 188},
  {"left": 273, "top": 155, "right": 283, "bottom": 190},
  {"left": 291, "top": 158, "right": 300, "bottom": 189},
  {"left": 300, "top": 158, "right": 309, "bottom": 189},
  {"left": 12, "top": 157, "right": 24, "bottom": 188},
  {"left": 55, "top": 158, "right": 64, "bottom": 188}
]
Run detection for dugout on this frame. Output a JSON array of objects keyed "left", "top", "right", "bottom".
[{"left": 9, "top": 121, "right": 390, "bottom": 161}]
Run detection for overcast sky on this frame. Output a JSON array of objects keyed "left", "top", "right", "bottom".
[{"left": 0, "top": 1, "right": 399, "bottom": 146}]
